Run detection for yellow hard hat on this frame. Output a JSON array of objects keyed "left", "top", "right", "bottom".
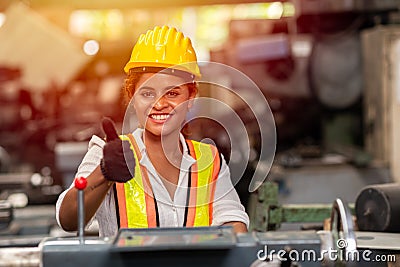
[{"left": 124, "top": 25, "right": 201, "bottom": 78}]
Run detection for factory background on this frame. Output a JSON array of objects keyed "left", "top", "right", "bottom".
[{"left": 1, "top": 0, "right": 400, "bottom": 266}]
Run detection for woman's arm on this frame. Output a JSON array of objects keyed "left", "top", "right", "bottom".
[
  {"left": 223, "top": 221, "right": 248, "bottom": 233},
  {"left": 58, "top": 166, "right": 114, "bottom": 231},
  {"left": 212, "top": 154, "right": 250, "bottom": 232},
  {"left": 58, "top": 119, "right": 135, "bottom": 232},
  {"left": 56, "top": 135, "right": 107, "bottom": 231}
]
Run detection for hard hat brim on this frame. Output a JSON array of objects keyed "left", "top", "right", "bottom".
[{"left": 124, "top": 62, "right": 201, "bottom": 79}]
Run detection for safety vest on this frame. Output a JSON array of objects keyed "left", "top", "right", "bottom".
[{"left": 115, "top": 134, "right": 221, "bottom": 228}]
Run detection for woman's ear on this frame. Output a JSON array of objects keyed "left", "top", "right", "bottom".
[
  {"left": 188, "top": 85, "right": 198, "bottom": 109},
  {"left": 189, "top": 83, "right": 198, "bottom": 98}
]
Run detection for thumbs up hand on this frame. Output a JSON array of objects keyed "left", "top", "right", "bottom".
[
  {"left": 102, "top": 117, "right": 119, "bottom": 142},
  {"left": 100, "top": 117, "right": 136, "bottom": 183}
]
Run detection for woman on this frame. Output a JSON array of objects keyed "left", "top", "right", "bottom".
[{"left": 56, "top": 25, "right": 249, "bottom": 237}]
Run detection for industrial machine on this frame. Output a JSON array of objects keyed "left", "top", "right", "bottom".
[
  {"left": 0, "top": 200, "right": 12, "bottom": 231},
  {"left": 0, "top": 172, "right": 62, "bottom": 208},
  {"left": 37, "top": 193, "right": 400, "bottom": 267},
  {"left": 2, "top": 179, "right": 399, "bottom": 267}
]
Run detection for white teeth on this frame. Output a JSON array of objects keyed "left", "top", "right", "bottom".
[{"left": 150, "top": 114, "right": 170, "bottom": 120}]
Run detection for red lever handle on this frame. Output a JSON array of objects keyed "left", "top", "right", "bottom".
[
  {"left": 74, "top": 177, "right": 87, "bottom": 244},
  {"left": 74, "top": 177, "right": 87, "bottom": 190}
]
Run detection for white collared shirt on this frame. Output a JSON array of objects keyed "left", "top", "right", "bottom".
[{"left": 56, "top": 128, "right": 249, "bottom": 237}]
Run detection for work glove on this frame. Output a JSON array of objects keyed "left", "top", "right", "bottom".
[{"left": 100, "top": 117, "right": 136, "bottom": 183}]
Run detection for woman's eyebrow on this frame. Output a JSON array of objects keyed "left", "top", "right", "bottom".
[
  {"left": 137, "top": 86, "right": 155, "bottom": 91},
  {"left": 136, "top": 84, "right": 184, "bottom": 93},
  {"left": 164, "top": 85, "right": 184, "bottom": 91}
]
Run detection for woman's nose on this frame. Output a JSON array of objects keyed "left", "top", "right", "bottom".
[{"left": 153, "top": 95, "right": 168, "bottom": 110}]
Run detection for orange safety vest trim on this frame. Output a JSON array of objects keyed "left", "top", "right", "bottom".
[{"left": 115, "top": 134, "right": 220, "bottom": 228}]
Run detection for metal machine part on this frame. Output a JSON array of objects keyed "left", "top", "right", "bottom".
[
  {"left": 39, "top": 226, "right": 400, "bottom": 267},
  {"left": 0, "top": 146, "right": 11, "bottom": 173},
  {"left": 0, "top": 181, "right": 397, "bottom": 267},
  {"left": 356, "top": 231, "right": 400, "bottom": 250},
  {"left": 330, "top": 199, "right": 357, "bottom": 250},
  {"left": 39, "top": 198, "right": 393, "bottom": 267},
  {"left": 0, "top": 172, "right": 62, "bottom": 207},
  {"left": 0, "top": 205, "right": 60, "bottom": 245},
  {"left": 0, "top": 200, "right": 12, "bottom": 230},
  {"left": 0, "top": 247, "right": 40, "bottom": 267},
  {"left": 248, "top": 181, "right": 355, "bottom": 232},
  {"left": 328, "top": 198, "right": 357, "bottom": 266},
  {"left": 355, "top": 183, "right": 400, "bottom": 232},
  {"left": 40, "top": 227, "right": 323, "bottom": 267},
  {"left": 74, "top": 177, "right": 87, "bottom": 244}
]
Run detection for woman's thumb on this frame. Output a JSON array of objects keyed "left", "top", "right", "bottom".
[{"left": 102, "top": 117, "right": 119, "bottom": 142}]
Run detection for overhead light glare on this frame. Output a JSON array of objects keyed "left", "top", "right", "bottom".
[
  {"left": 83, "top": 39, "right": 99, "bottom": 56},
  {"left": 267, "top": 2, "right": 284, "bottom": 19},
  {"left": 0, "top": 13, "right": 6, "bottom": 28}
]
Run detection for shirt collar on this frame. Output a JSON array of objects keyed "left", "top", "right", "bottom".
[{"left": 132, "top": 128, "right": 196, "bottom": 168}]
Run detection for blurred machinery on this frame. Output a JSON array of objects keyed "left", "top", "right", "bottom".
[
  {"left": 355, "top": 183, "right": 400, "bottom": 233},
  {"left": 249, "top": 181, "right": 355, "bottom": 232},
  {"left": 0, "top": 7, "right": 100, "bottom": 253},
  {"left": 2, "top": 181, "right": 400, "bottom": 267},
  {"left": 0, "top": 64, "right": 63, "bottom": 207},
  {"left": 0, "top": 200, "right": 12, "bottom": 231},
  {"left": 0, "top": 4, "right": 121, "bottom": 190},
  {"left": 206, "top": 16, "right": 384, "bottom": 210},
  {"left": 0, "top": 171, "right": 61, "bottom": 207},
  {"left": 295, "top": 0, "right": 399, "bottom": 15},
  {"left": 362, "top": 25, "right": 400, "bottom": 183},
  {"left": 248, "top": 181, "right": 400, "bottom": 233}
]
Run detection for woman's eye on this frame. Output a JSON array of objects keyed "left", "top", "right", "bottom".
[
  {"left": 141, "top": 91, "right": 155, "bottom": 97},
  {"left": 166, "top": 90, "right": 179, "bottom": 97}
]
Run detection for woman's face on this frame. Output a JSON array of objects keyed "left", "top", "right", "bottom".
[{"left": 132, "top": 72, "right": 196, "bottom": 137}]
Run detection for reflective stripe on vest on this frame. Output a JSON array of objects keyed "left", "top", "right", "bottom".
[{"left": 115, "top": 134, "right": 220, "bottom": 228}]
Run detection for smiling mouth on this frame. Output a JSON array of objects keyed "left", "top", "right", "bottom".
[{"left": 148, "top": 113, "right": 172, "bottom": 121}]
